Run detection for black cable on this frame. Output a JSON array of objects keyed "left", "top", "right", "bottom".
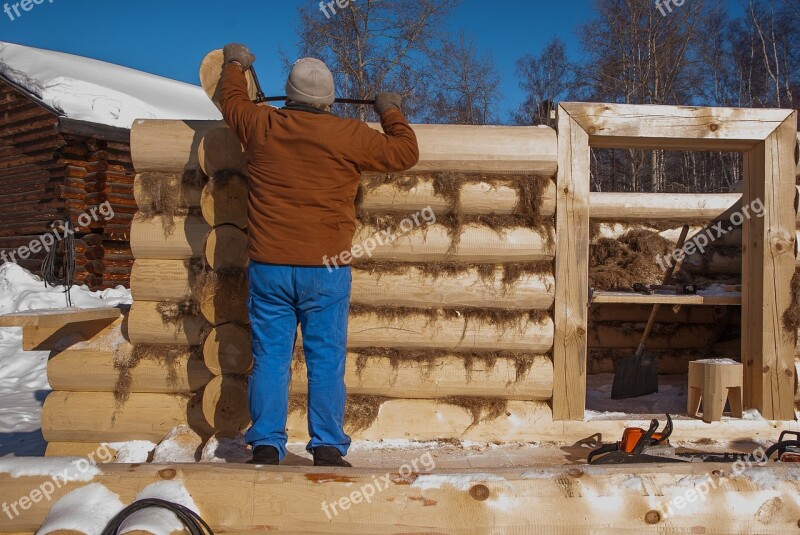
[
  {"left": 101, "top": 498, "right": 214, "bottom": 535},
  {"left": 41, "top": 217, "right": 76, "bottom": 307}
]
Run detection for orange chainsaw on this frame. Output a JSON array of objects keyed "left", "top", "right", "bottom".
[{"left": 587, "top": 414, "right": 780, "bottom": 464}]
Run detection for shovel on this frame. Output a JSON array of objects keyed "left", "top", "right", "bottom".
[{"left": 611, "top": 225, "right": 690, "bottom": 399}]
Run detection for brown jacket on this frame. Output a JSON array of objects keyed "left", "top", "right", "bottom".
[{"left": 219, "top": 64, "right": 419, "bottom": 265}]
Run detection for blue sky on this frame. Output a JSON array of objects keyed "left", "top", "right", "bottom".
[{"left": 0, "top": 0, "right": 740, "bottom": 121}]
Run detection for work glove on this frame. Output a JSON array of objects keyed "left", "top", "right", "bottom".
[
  {"left": 223, "top": 43, "right": 256, "bottom": 70},
  {"left": 374, "top": 92, "right": 402, "bottom": 116}
]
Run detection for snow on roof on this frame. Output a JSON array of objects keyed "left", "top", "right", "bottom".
[{"left": 0, "top": 42, "right": 221, "bottom": 129}]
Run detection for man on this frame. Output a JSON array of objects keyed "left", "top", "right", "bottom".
[{"left": 219, "top": 44, "right": 419, "bottom": 467}]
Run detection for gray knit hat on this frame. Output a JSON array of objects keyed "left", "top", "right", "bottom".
[{"left": 286, "top": 58, "right": 335, "bottom": 106}]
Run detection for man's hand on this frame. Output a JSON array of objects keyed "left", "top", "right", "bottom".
[
  {"left": 223, "top": 43, "right": 256, "bottom": 70},
  {"left": 374, "top": 92, "right": 402, "bottom": 116}
]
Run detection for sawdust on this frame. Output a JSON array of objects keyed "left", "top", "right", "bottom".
[
  {"left": 350, "top": 348, "right": 543, "bottom": 384},
  {"left": 352, "top": 261, "right": 551, "bottom": 286},
  {"left": 287, "top": 394, "right": 389, "bottom": 433},
  {"left": 155, "top": 300, "right": 201, "bottom": 329},
  {"left": 589, "top": 229, "right": 674, "bottom": 291},
  {"left": 439, "top": 396, "right": 509, "bottom": 430},
  {"left": 190, "top": 266, "right": 248, "bottom": 317},
  {"left": 356, "top": 172, "right": 555, "bottom": 251}
]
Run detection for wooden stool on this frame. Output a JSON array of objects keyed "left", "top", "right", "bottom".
[{"left": 687, "top": 360, "right": 743, "bottom": 423}]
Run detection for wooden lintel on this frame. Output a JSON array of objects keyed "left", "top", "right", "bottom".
[{"left": 560, "top": 102, "right": 794, "bottom": 152}]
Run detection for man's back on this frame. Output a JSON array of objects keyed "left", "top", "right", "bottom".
[{"left": 220, "top": 65, "right": 419, "bottom": 266}]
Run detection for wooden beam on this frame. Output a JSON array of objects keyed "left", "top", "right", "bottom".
[
  {"left": 3, "top": 462, "right": 800, "bottom": 534},
  {"left": 742, "top": 113, "right": 798, "bottom": 420},
  {"left": 560, "top": 102, "right": 795, "bottom": 151},
  {"left": 0, "top": 307, "right": 121, "bottom": 328},
  {"left": 589, "top": 192, "right": 740, "bottom": 220},
  {"left": 351, "top": 224, "right": 555, "bottom": 263},
  {"left": 129, "top": 214, "right": 210, "bottom": 260},
  {"left": 40, "top": 391, "right": 207, "bottom": 443},
  {"left": 347, "top": 311, "right": 554, "bottom": 353},
  {"left": 130, "top": 120, "right": 559, "bottom": 177},
  {"left": 592, "top": 291, "right": 741, "bottom": 306},
  {"left": 361, "top": 176, "right": 556, "bottom": 216},
  {"left": 47, "top": 349, "right": 213, "bottom": 393},
  {"left": 552, "top": 105, "right": 590, "bottom": 420},
  {"left": 350, "top": 267, "right": 554, "bottom": 310},
  {"left": 292, "top": 353, "right": 553, "bottom": 400}
]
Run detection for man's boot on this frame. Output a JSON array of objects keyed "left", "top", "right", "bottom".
[
  {"left": 313, "top": 446, "right": 352, "bottom": 467},
  {"left": 249, "top": 445, "right": 280, "bottom": 465}
]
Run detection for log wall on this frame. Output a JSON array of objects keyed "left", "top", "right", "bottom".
[{"left": 37, "top": 110, "right": 800, "bottom": 451}]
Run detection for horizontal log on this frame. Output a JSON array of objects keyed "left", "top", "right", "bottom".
[
  {"left": 130, "top": 259, "right": 248, "bottom": 325},
  {"left": 348, "top": 311, "right": 554, "bottom": 353},
  {"left": 41, "top": 391, "right": 207, "bottom": 443},
  {"left": 293, "top": 353, "right": 553, "bottom": 400},
  {"left": 361, "top": 176, "right": 556, "bottom": 216},
  {"left": 351, "top": 223, "right": 555, "bottom": 263},
  {"left": 46, "top": 349, "right": 214, "bottom": 393},
  {"left": 4, "top": 461, "right": 800, "bottom": 534},
  {"left": 129, "top": 214, "right": 210, "bottom": 260},
  {"left": 588, "top": 349, "right": 697, "bottom": 375},
  {"left": 131, "top": 119, "right": 559, "bottom": 176},
  {"left": 128, "top": 300, "right": 553, "bottom": 353},
  {"left": 351, "top": 266, "right": 554, "bottom": 309},
  {"left": 590, "top": 192, "right": 740, "bottom": 220},
  {"left": 44, "top": 441, "right": 121, "bottom": 459},
  {"left": 589, "top": 304, "right": 721, "bottom": 324},
  {"left": 588, "top": 324, "right": 726, "bottom": 349},
  {"left": 127, "top": 300, "right": 207, "bottom": 346},
  {"left": 131, "top": 120, "right": 219, "bottom": 172},
  {"left": 128, "top": 259, "right": 202, "bottom": 301},
  {"left": 132, "top": 259, "right": 552, "bottom": 311}
]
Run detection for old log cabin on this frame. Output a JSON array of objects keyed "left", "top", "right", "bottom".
[
  {"left": 0, "top": 73, "right": 135, "bottom": 289},
  {"left": 0, "top": 42, "right": 221, "bottom": 289}
]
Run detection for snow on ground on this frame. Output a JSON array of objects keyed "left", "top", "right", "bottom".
[
  {"left": 586, "top": 373, "right": 688, "bottom": 416},
  {"left": 0, "top": 263, "right": 131, "bottom": 458},
  {"left": 0, "top": 42, "right": 221, "bottom": 129}
]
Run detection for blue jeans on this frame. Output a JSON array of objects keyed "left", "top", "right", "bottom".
[{"left": 245, "top": 262, "right": 352, "bottom": 460}]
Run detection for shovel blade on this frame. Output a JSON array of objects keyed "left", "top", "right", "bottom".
[{"left": 611, "top": 351, "right": 659, "bottom": 399}]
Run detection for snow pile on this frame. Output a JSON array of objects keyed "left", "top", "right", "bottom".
[
  {"left": 0, "top": 263, "right": 132, "bottom": 457},
  {"left": 37, "top": 484, "right": 124, "bottom": 535},
  {"left": 0, "top": 42, "right": 221, "bottom": 129},
  {"left": 695, "top": 358, "right": 740, "bottom": 365},
  {"left": 151, "top": 425, "right": 203, "bottom": 463},
  {"left": 105, "top": 441, "right": 156, "bottom": 464}
]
